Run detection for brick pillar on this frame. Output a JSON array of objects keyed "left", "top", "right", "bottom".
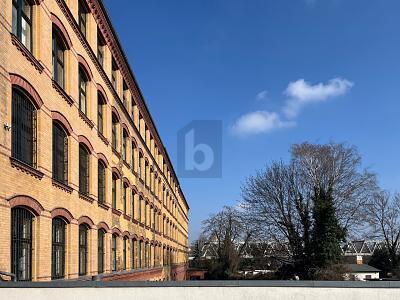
[
  {"left": 89, "top": 225, "right": 98, "bottom": 276},
  {"left": 0, "top": 205, "right": 11, "bottom": 274},
  {"left": 35, "top": 212, "right": 52, "bottom": 281},
  {"left": 68, "top": 220, "right": 79, "bottom": 279}
]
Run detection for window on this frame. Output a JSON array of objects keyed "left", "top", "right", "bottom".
[
  {"left": 131, "top": 143, "right": 136, "bottom": 172},
  {"left": 52, "top": 218, "right": 66, "bottom": 279},
  {"left": 98, "top": 160, "right": 106, "bottom": 204},
  {"left": 123, "top": 184, "right": 127, "bottom": 214},
  {"left": 98, "top": 229, "right": 105, "bottom": 274},
  {"left": 123, "top": 237, "right": 127, "bottom": 270},
  {"left": 52, "top": 122, "right": 68, "bottom": 184},
  {"left": 97, "top": 31, "right": 105, "bottom": 67},
  {"left": 138, "top": 152, "right": 143, "bottom": 179},
  {"left": 78, "top": 0, "right": 87, "bottom": 37},
  {"left": 111, "top": 113, "right": 118, "bottom": 150},
  {"left": 131, "top": 190, "right": 136, "bottom": 220},
  {"left": 12, "top": 0, "right": 32, "bottom": 51},
  {"left": 97, "top": 93, "right": 105, "bottom": 134},
  {"left": 123, "top": 82, "right": 129, "bottom": 108},
  {"left": 52, "top": 29, "right": 65, "bottom": 88},
  {"left": 112, "top": 174, "right": 117, "bottom": 209},
  {"left": 112, "top": 60, "right": 118, "bottom": 91},
  {"left": 79, "top": 144, "right": 90, "bottom": 195},
  {"left": 139, "top": 196, "right": 142, "bottom": 223},
  {"left": 131, "top": 239, "right": 136, "bottom": 269},
  {"left": 12, "top": 88, "right": 36, "bottom": 167},
  {"left": 138, "top": 241, "right": 142, "bottom": 268},
  {"left": 145, "top": 160, "right": 149, "bottom": 187},
  {"left": 78, "top": 224, "right": 88, "bottom": 276},
  {"left": 122, "top": 129, "right": 127, "bottom": 161},
  {"left": 11, "top": 207, "right": 33, "bottom": 281},
  {"left": 79, "top": 68, "right": 88, "bottom": 114},
  {"left": 111, "top": 234, "right": 117, "bottom": 271}
]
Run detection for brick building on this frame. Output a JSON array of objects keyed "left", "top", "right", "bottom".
[{"left": 0, "top": 0, "right": 189, "bottom": 281}]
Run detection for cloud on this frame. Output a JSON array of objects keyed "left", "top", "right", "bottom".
[
  {"left": 283, "top": 78, "right": 353, "bottom": 118},
  {"left": 232, "top": 111, "right": 295, "bottom": 135},
  {"left": 256, "top": 90, "right": 269, "bottom": 101}
]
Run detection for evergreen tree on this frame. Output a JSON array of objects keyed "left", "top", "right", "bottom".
[{"left": 311, "top": 188, "right": 346, "bottom": 269}]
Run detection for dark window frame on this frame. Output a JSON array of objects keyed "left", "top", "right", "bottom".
[
  {"left": 12, "top": 0, "right": 32, "bottom": 51},
  {"left": 98, "top": 229, "right": 105, "bottom": 274},
  {"left": 11, "top": 88, "right": 37, "bottom": 167},
  {"left": 79, "top": 144, "right": 90, "bottom": 195},
  {"left": 52, "top": 122, "right": 68, "bottom": 184},
  {"left": 11, "top": 207, "right": 33, "bottom": 281},
  {"left": 98, "top": 160, "right": 106, "bottom": 204},
  {"left": 112, "top": 173, "right": 117, "bottom": 209},
  {"left": 78, "top": 68, "right": 88, "bottom": 115},
  {"left": 52, "top": 29, "right": 65, "bottom": 88},
  {"left": 78, "top": 224, "right": 88, "bottom": 276},
  {"left": 51, "top": 217, "right": 66, "bottom": 280},
  {"left": 111, "top": 234, "right": 117, "bottom": 271},
  {"left": 78, "top": 0, "right": 87, "bottom": 37},
  {"left": 97, "top": 93, "right": 105, "bottom": 134}
]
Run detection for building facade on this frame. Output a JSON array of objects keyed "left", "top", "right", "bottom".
[{"left": 0, "top": 0, "right": 189, "bottom": 281}]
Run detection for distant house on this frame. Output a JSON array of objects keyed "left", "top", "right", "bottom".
[{"left": 344, "top": 264, "right": 381, "bottom": 281}]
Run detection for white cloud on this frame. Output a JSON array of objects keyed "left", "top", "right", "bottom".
[
  {"left": 283, "top": 78, "right": 353, "bottom": 118},
  {"left": 232, "top": 111, "right": 295, "bottom": 135},
  {"left": 256, "top": 90, "right": 269, "bottom": 101}
]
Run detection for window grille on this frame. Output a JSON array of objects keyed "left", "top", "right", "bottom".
[
  {"left": 78, "top": 224, "right": 88, "bottom": 276},
  {"left": 11, "top": 207, "right": 33, "bottom": 281},
  {"left": 52, "top": 122, "right": 68, "bottom": 184},
  {"left": 98, "top": 230, "right": 105, "bottom": 274},
  {"left": 51, "top": 218, "right": 65, "bottom": 279}
]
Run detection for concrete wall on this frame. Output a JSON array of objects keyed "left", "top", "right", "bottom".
[
  {"left": 1, "top": 281, "right": 400, "bottom": 300},
  {"left": 1, "top": 286, "right": 400, "bottom": 300}
]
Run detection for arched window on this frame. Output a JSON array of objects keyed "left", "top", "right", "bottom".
[
  {"left": 79, "top": 67, "right": 88, "bottom": 114},
  {"left": 97, "top": 31, "right": 105, "bottom": 67},
  {"left": 97, "top": 93, "right": 105, "bottom": 134},
  {"left": 11, "top": 207, "right": 33, "bottom": 281},
  {"left": 52, "top": 29, "right": 65, "bottom": 88},
  {"left": 131, "top": 142, "right": 136, "bottom": 172},
  {"left": 78, "top": 224, "right": 88, "bottom": 276},
  {"left": 122, "top": 129, "right": 128, "bottom": 161},
  {"left": 111, "top": 113, "right": 118, "bottom": 150},
  {"left": 131, "top": 239, "right": 136, "bottom": 269},
  {"left": 98, "top": 160, "right": 106, "bottom": 204},
  {"left": 98, "top": 229, "right": 105, "bottom": 274},
  {"left": 139, "top": 196, "right": 143, "bottom": 223},
  {"left": 12, "top": 88, "right": 37, "bottom": 167},
  {"left": 78, "top": 0, "right": 88, "bottom": 37},
  {"left": 52, "top": 122, "right": 68, "bottom": 184},
  {"left": 112, "top": 59, "right": 118, "bottom": 91},
  {"left": 131, "top": 190, "right": 136, "bottom": 220},
  {"left": 138, "top": 240, "right": 142, "bottom": 268},
  {"left": 145, "top": 160, "right": 149, "bottom": 187},
  {"left": 79, "top": 144, "right": 90, "bottom": 195},
  {"left": 51, "top": 217, "right": 66, "bottom": 279},
  {"left": 111, "top": 234, "right": 117, "bottom": 271},
  {"left": 123, "top": 237, "right": 127, "bottom": 270},
  {"left": 123, "top": 183, "right": 128, "bottom": 214},
  {"left": 138, "top": 152, "right": 143, "bottom": 179},
  {"left": 112, "top": 173, "right": 117, "bottom": 209},
  {"left": 12, "top": 0, "right": 32, "bottom": 51}
]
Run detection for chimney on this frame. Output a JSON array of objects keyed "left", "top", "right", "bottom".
[{"left": 356, "top": 255, "right": 363, "bottom": 265}]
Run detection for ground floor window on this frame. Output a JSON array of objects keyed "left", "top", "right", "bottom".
[
  {"left": 11, "top": 207, "right": 33, "bottom": 281},
  {"left": 79, "top": 224, "right": 88, "bottom": 276},
  {"left": 52, "top": 217, "right": 66, "bottom": 279}
]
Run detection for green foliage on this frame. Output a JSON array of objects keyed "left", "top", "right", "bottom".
[
  {"left": 369, "top": 247, "right": 397, "bottom": 278},
  {"left": 311, "top": 188, "right": 346, "bottom": 269}
]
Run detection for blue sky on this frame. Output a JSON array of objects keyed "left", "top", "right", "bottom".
[{"left": 104, "top": 0, "right": 400, "bottom": 240}]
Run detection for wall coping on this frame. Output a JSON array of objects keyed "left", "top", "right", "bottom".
[{"left": 1, "top": 280, "right": 400, "bottom": 288}]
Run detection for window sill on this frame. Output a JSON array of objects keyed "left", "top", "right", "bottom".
[
  {"left": 132, "top": 218, "right": 138, "bottom": 225},
  {"left": 123, "top": 214, "right": 131, "bottom": 221},
  {"left": 98, "top": 201, "right": 110, "bottom": 210},
  {"left": 11, "top": 33, "right": 44, "bottom": 73},
  {"left": 79, "top": 192, "right": 94, "bottom": 203},
  {"left": 10, "top": 157, "right": 44, "bottom": 180},
  {"left": 52, "top": 80, "right": 74, "bottom": 106},
  {"left": 112, "top": 208, "right": 122, "bottom": 216},
  {"left": 52, "top": 179, "right": 73, "bottom": 193},
  {"left": 112, "top": 147, "right": 121, "bottom": 159},
  {"left": 98, "top": 132, "right": 109, "bottom": 146},
  {"left": 79, "top": 110, "right": 94, "bottom": 129},
  {"left": 123, "top": 160, "right": 130, "bottom": 169}
]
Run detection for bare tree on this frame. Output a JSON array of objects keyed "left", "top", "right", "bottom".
[
  {"left": 366, "top": 191, "right": 400, "bottom": 271},
  {"left": 202, "top": 206, "right": 255, "bottom": 276},
  {"left": 241, "top": 142, "right": 377, "bottom": 278}
]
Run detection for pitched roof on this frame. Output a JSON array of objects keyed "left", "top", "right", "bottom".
[{"left": 345, "top": 264, "right": 381, "bottom": 273}]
